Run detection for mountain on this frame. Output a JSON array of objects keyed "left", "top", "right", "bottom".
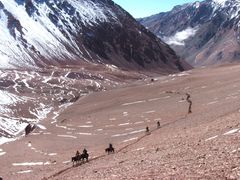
[
  {"left": 0, "top": 0, "right": 189, "bottom": 72},
  {"left": 0, "top": 0, "right": 191, "bottom": 145},
  {"left": 139, "top": 0, "right": 240, "bottom": 67}
]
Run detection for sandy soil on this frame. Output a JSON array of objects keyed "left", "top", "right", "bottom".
[{"left": 1, "top": 64, "right": 240, "bottom": 179}]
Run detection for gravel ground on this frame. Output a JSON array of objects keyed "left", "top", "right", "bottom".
[{"left": 1, "top": 64, "right": 240, "bottom": 179}]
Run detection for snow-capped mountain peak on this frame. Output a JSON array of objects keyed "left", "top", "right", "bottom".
[
  {"left": 139, "top": 0, "right": 240, "bottom": 67},
  {"left": 0, "top": 0, "right": 119, "bottom": 68}
]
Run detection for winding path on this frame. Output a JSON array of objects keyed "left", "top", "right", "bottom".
[{"left": 44, "top": 91, "right": 193, "bottom": 179}]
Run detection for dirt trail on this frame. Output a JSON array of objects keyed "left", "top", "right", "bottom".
[
  {"left": 1, "top": 65, "right": 240, "bottom": 179},
  {"left": 46, "top": 110, "right": 190, "bottom": 179}
]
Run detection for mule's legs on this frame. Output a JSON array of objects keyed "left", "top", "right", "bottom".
[{"left": 72, "top": 157, "right": 75, "bottom": 167}]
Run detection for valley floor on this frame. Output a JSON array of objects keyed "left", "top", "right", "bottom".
[{"left": 1, "top": 64, "right": 240, "bottom": 179}]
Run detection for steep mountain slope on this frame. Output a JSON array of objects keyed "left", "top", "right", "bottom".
[
  {"left": 139, "top": 0, "right": 240, "bottom": 67},
  {"left": 0, "top": 0, "right": 191, "bottom": 146},
  {"left": 0, "top": 0, "right": 188, "bottom": 72}
]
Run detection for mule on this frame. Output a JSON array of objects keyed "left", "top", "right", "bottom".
[
  {"left": 72, "top": 155, "right": 81, "bottom": 166},
  {"left": 105, "top": 147, "right": 114, "bottom": 154},
  {"left": 80, "top": 153, "right": 89, "bottom": 162}
]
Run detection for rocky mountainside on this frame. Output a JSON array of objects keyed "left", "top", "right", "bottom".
[
  {"left": 139, "top": 0, "right": 240, "bottom": 67},
  {"left": 0, "top": 0, "right": 191, "bottom": 146},
  {"left": 0, "top": 0, "right": 189, "bottom": 72}
]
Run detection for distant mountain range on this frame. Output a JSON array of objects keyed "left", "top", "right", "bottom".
[
  {"left": 139, "top": 0, "right": 240, "bottom": 67},
  {"left": 0, "top": 0, "right": 189, "bottom": 73}
]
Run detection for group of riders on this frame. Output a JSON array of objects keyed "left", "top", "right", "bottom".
[
  {"left": 72, "top": 93, "right": 192, "bottom": 165},
  {"left": 75, "top": 148, "right": 88, "bottom": 157},
  {"left": 72, "top": 143, "right": 115, "bottom": 165},
  {"left": 72, "top": 121, "right": 162, "bottom": 165},
  {"left": 72, "top": 148, "right": 89, "bottom": 165},
  {"left": 146, "top": 120, "right": 161, "bottom": 133}
]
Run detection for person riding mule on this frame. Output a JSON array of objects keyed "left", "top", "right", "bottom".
[
  {"left": 83, "top": 148, "right": 87, "bottom": 155},
  {"left": 157, "top": 121, "right": 161, "bottom": 128},
  {"left": 72, "top": 149, "right": 89, "bottom": 166},
  {"left": 72, "top": 152, "right": 81, "bottom": 166},
  {"left": 76, "top": 150, "right": 80, "bottom": 156},
  {"left": 105, "top": 143, "right": 115, "bottom": 154},
  {"left": 186, "top": 93, "right": 192, "bottom": 114},
  {"left": 81, "top": 148, "right": 89, "bottom": 162},
  {"left": 109, "top": 143, "right": 113, "bottom": 149}
]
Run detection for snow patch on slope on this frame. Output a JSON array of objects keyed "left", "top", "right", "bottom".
[
  {"left": 0, "top": 0, "right": 79, "bottom": 67},
  {"left": 0, "top": 0, "right": 118, "bottom": 68},
  {"left": 68, "top": 0, "right": 116, "bottom": 26},
  {"left": 0, "top": 117, "right": 27, "bottom": 136},
  {"left": 0, "top": 90, "right": 23, "bottom": 105},
  {"left": 0, "top": 136, "right": 17, "bottom": 145},
  {"left": 194, "top": 1, "right": 201, "bottom": 8},
  {"left": 211, "top": 0, "right": 240, "bottom": 19},
  {"left": 163, "top": 27, "right": 198, "bottom": 46},
  {"left": 212, "top": 0, "right": 228, "bottom": 5}
]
